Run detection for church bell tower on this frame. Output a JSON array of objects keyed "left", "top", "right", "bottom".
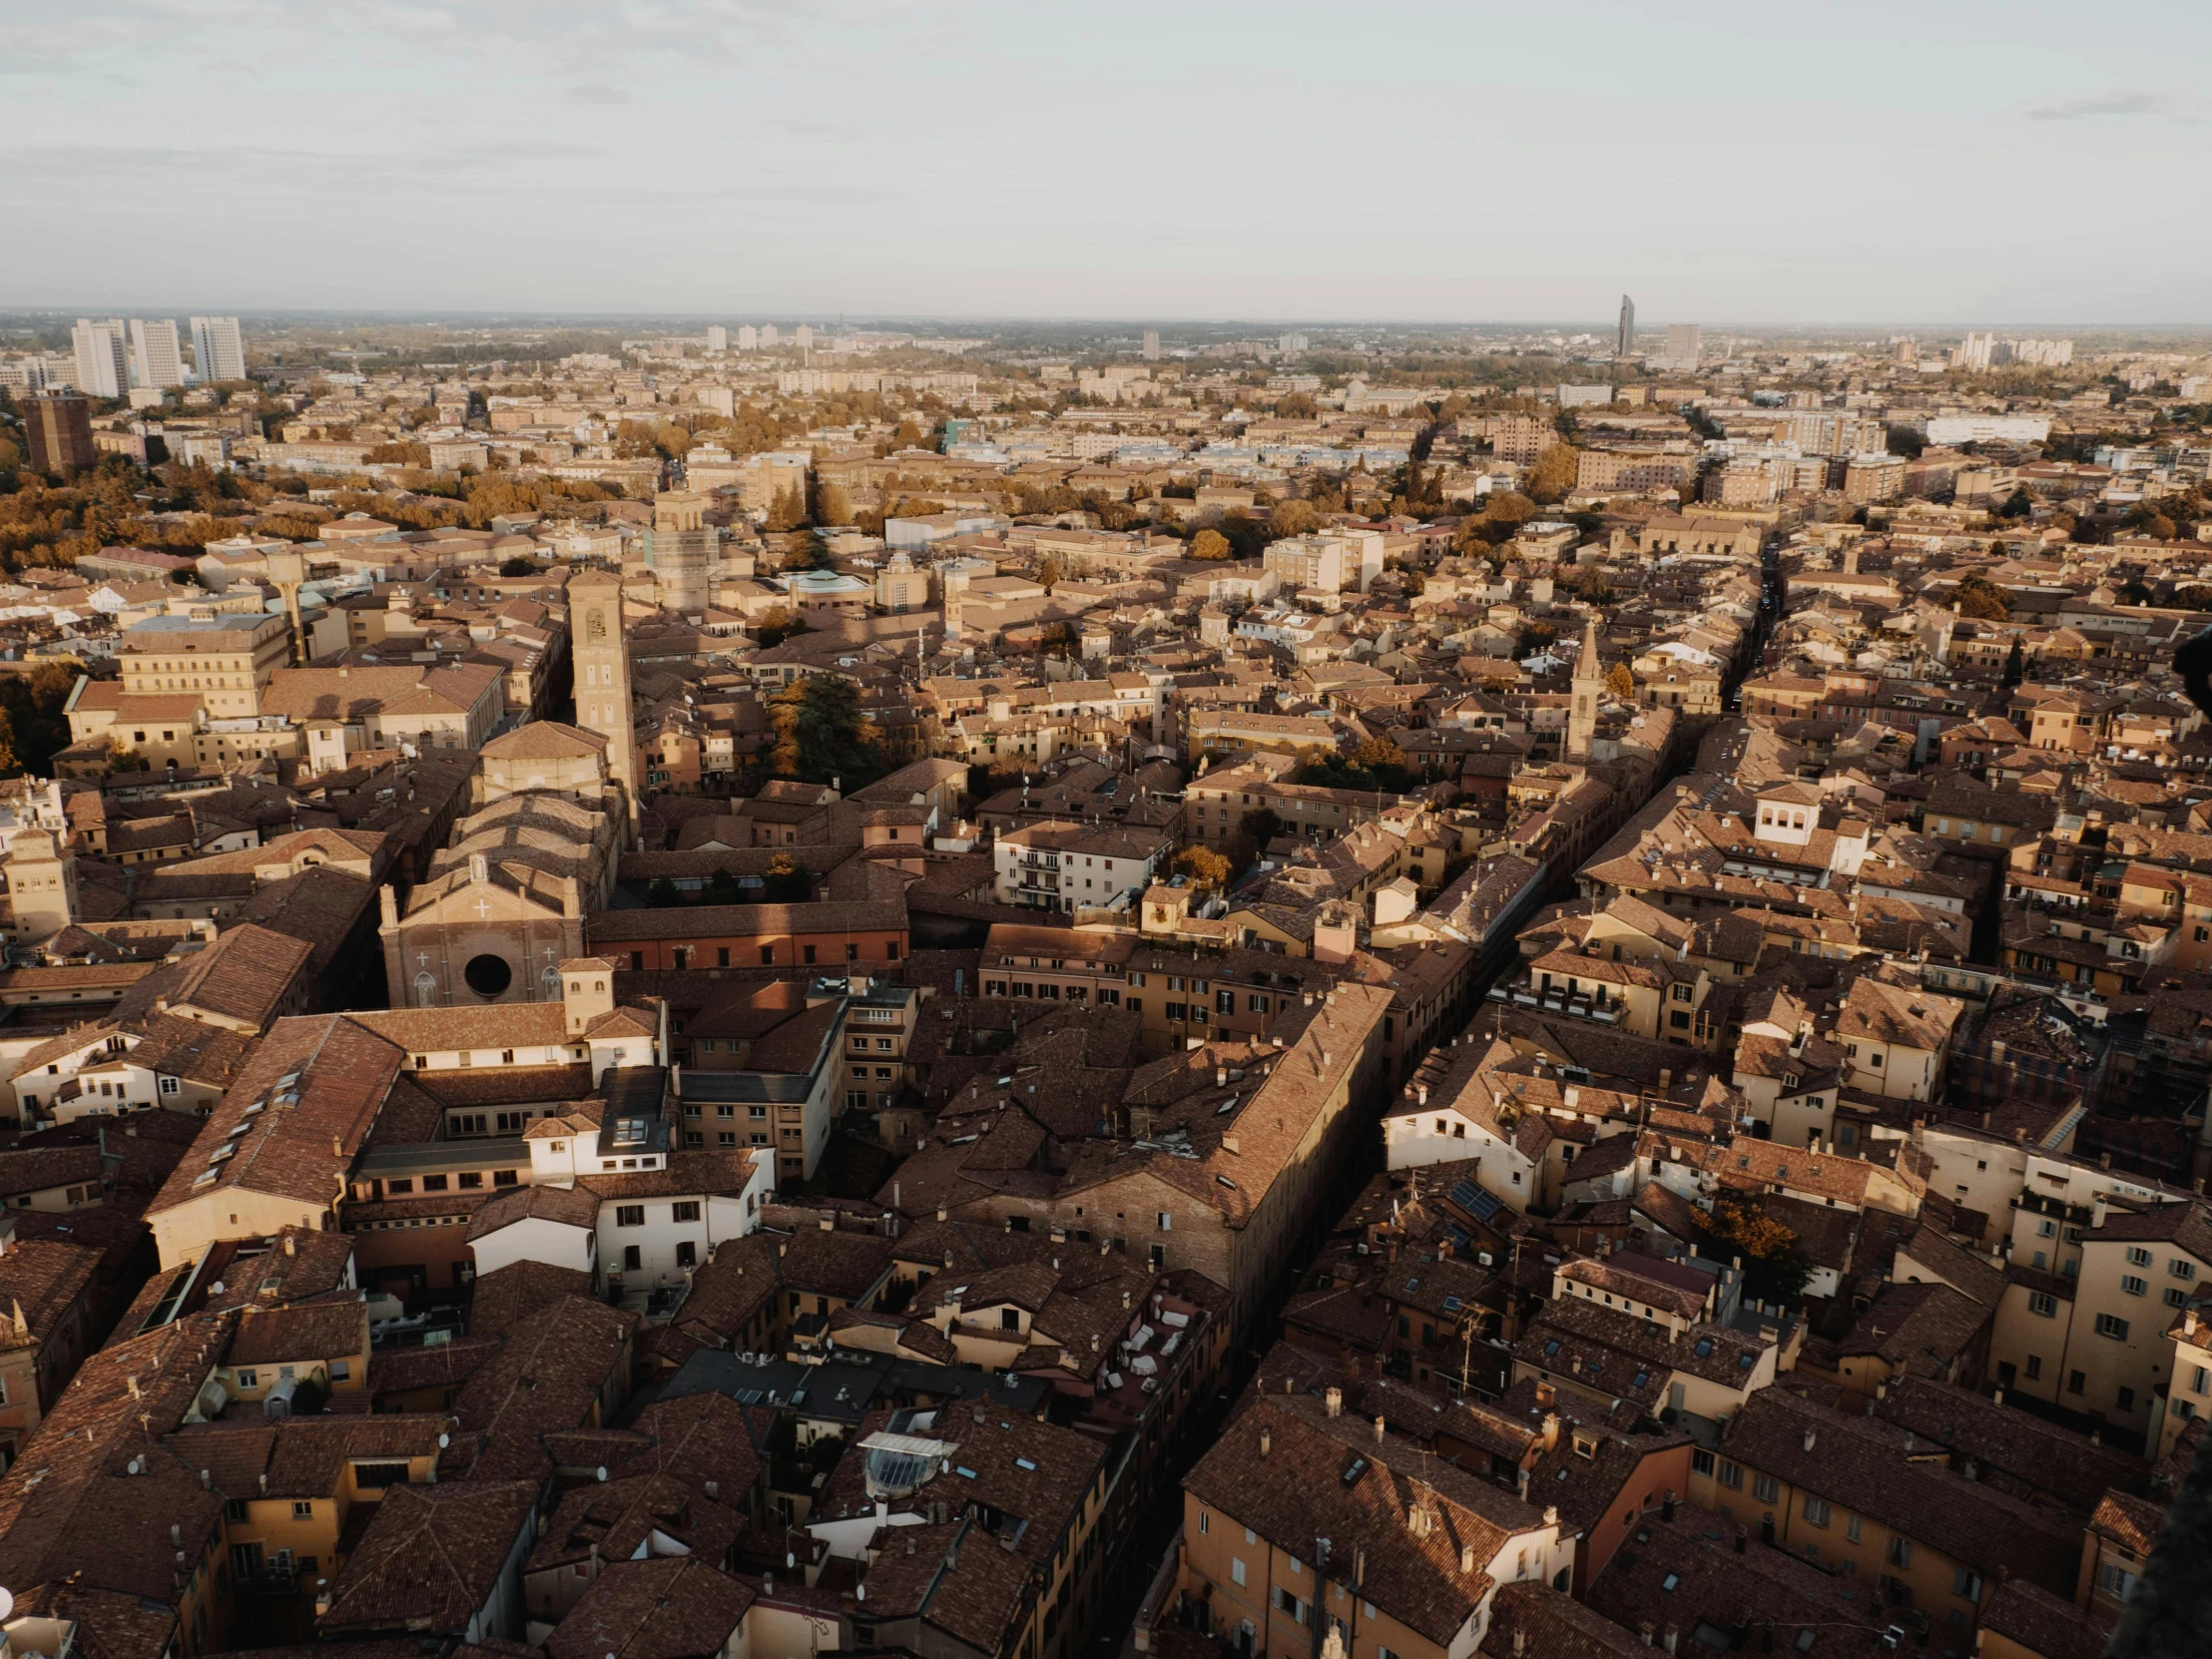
[{"left": 570, "top": 569, "right": 640, "bottom": 846}]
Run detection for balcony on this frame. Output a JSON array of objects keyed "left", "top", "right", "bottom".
[{"left": 1485, "top": 974, "right": 1619, "bottom": 1023}]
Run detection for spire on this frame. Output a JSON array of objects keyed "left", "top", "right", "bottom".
[{"left": 1574, "top": 614, "right": 1602, "bottom": 683}]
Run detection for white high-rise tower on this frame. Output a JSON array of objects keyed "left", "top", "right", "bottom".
[
  {"left": 130, "top": 319, "right": 185, "bottom": 389},
  {"left": 70, "top": 319, "right": 128, "bottom": 397},
  {"left": 189, "top": 316, "right": 246, "bottom": 382}
]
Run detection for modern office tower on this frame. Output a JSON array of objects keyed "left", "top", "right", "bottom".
[
  {"left": 706, "top": 324, "right": 728, "bottom": 353},
  {"left": 737, "top": 325, "right": 759, "bottom": 351},
  {"left": 1893, "top": 337, "right": 1918, "bottom": 366},
  {"left": 794, "top": 324, "right": 813, "bottom": 352},
  {"left": 641, "top": 490, "right": 714, "bottom": 616},
  {"left": 1616, "top": 294, "right": 1635, "bottom": 356},
  {"left": 759, "top": 324, "right": 780, "bottom": 348},
  {"left": 1143, "top": 330, "right": 1161, "bottom": 360},
  {"left": 71, "top": 319, "right": 128, "bottom": 397},
  {"left": 22, "top": 393, "right": 96, "bottom": 472},
  {"left": 1278, "top": 331, "right": 1309, "bottom": 354},
  {"left": 189, "top": 316, "right": 246, "bottom": 382},
  {"left": 129, "top": 318, "right": 185, "bottom": 389},
  {"left": 1663, "top": 322, "right": 1701, "bottom": 369}
]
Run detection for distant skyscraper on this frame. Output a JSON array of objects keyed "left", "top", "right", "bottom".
[
  {"left": 1279, "top": 331, "right": 1309, "bottom": 354},
  {"left": 189, "top": 316, "right": 246, "bottom": 382},
  {"left": 70, "top": 318, "right": 127, "bottom": 397},
  {"left": 737, "top": 325, "right": 759, "bottom": 351},
  {"left": 1663, "top": 322, "right": 1701, "bottom": 370},
  {"left": 794, "top": 324, "right": 813, "bottom": 352},
  {"left": 129, "top": 318, "right": 184, "bottom": 390},
  {"left": 1953, "top": 331, "right": 1996, "bottom": 371},
  {"left": 706, "top": 324, "right": 728, "bottom": 353},
  {"left": 1616, "top": 295, "right": 1635, "bottom": 357},
  {"left": 759, "top": 324, "right": 780, "bottom": 348},
  {"left": 1142, "top": 330, "right": 1161, "bottom": 361}
]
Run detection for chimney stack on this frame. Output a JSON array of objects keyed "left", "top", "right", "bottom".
[{"left": 1325, "top": 1387, "right": 1342, "bottom": 1418}]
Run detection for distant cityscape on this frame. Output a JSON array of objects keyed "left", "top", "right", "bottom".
[{"left": 0, "top": 295, "right": 2208, "bottom": 1659}]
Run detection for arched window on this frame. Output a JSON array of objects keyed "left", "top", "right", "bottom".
[{"left": 414, "top": 971, "right": 438, "bottom": 1006}]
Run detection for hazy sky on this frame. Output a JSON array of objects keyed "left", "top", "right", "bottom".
[{"left": 7, "top": 0, "right": 2212, "bottom": 324}]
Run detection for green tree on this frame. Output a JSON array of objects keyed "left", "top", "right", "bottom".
[
  {"left": 1997, "top": 487, "right": 2033, "bottom": 519},
  {"left": 763, "top": 851, "right": 815, "bottom": 903},
  {"left": 1188, "top": 528, "right": 1232, "bottom": 560},
  {"left": 708, "top": 866, "right": 743, "bottom": 903},
  {"left": 498, "top": 555, "right": 541, "bottom": 576},
  {"left": 1240, "top": 808, "right": 1285, "bottom": 845},
  {"left": 2001, "top": 639, "right": 2025, "bottom": 687},
  {"left": 647, "top": 876, "right": 684, "bottom": 907},
  {"left": 766, "top": 676, "right": 883, "bottom": 788}
]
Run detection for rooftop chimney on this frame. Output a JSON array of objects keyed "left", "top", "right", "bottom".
[{"left": 1325, "top": 1387, "right": 1342, "bottom": 1418}]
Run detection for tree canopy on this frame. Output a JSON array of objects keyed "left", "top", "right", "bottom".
[{"left": 766, "top": 675, "right": 886, "bottom": 789}]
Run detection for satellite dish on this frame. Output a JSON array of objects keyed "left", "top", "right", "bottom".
[
  {"left": 596, "top": 1465, "right": 608, "bottom": 1482},
  {"left": 437, "top": 1432, "right": 449, "bottom": 1448},
  {"left": 0, "top": 1586, "right": 17, "bottom": 1622}
]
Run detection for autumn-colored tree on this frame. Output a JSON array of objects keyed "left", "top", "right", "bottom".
[
  {"left": 1606, "top": 663, "right": 1636, "bottom": 699},
  {"left": 1352, "top": 736, "right": 1406, "bottom": 773},
  {"left": 1701, "top": 1197, "right": 1812, "bottom": 1304},
  {"left": 1953, "top": 574, "right": 2010, "bottom": 620},
  {"left": 816, "top": 482, "right": 854, "bottom": 526},
  {"left": 1189, "top": 528, "right": 1232, "bottom": 560},
  {"left": 1269, "top": 498, "right": 1321, "bottom": 538},
  {"left": 1526, "top": 444, "right": 1579, "bottom": 505},
  {"left": 754, "top": 607, "right": 809, "bottom": 648},
  {"left": 766, "top": 484, "right": 810, "bottom": 532},
  {"left": 1177, "top": 844, "right": 1232, "bottom": 889}
]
